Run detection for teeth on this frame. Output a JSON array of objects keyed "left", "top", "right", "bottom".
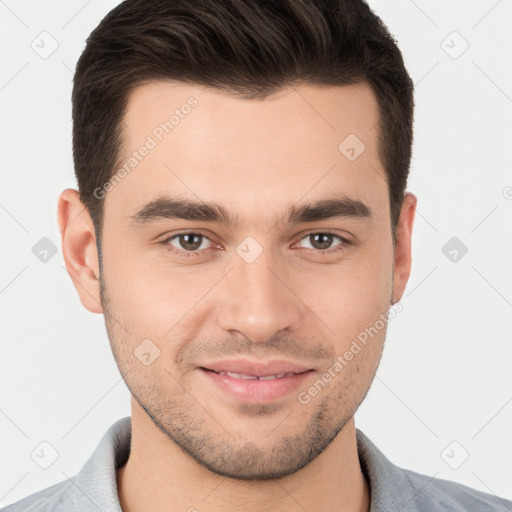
[
  {"left": 218, "top": 371, "right": 258, "bottom": 379},
  {"left": 259, "top": 372, "right": 293, "bottom": 379},
  {"left": 216, "top": 370, "right": 296, "bottom": 380}
]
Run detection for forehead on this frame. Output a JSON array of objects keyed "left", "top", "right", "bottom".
[{"left": 107, "top": 80, "right": 387, "bottom": 224}]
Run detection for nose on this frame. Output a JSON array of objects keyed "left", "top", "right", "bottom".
[{"left": 216, "top": 249, "right": 306, "bottom": 343}]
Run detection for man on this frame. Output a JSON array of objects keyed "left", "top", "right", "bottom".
[{"left": 4, "top": 0, "right": 510, "bottom": 510}]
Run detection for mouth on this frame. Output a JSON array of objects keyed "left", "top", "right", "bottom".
[
  {"left": 200, "top": 367, "right": 310, "bottom": 380},
  {"left": 198, "top": 364, "right": 315, "bottom": 404}
]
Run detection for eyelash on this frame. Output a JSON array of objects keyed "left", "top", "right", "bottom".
[{"left": 159, "top": 231, "right": 351, "bottom": 258}]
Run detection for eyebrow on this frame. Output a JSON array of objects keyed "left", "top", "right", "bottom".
[{"left": 127, "top": 194, "right": 374, "bottom": 229}]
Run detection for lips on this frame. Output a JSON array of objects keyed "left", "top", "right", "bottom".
[
  {"left": 197, "top": 359, "right": 315, "bottom": 403},
  {"left": 199, "top": 359, "right": 313, "bottom": 378},
  {"left": 204, "top": 370, "right": 298, "bottom": 380}
]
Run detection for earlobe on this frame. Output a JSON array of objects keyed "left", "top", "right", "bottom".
[
  {"left": 391, "top": 192, "right": 417, "bottom": 304},
  {"left": 57, "top": 188, "right": 103, "bottom": 314}
]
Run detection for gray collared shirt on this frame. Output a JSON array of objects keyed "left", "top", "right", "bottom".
[{"left": 3, "top": 417, "right": 510, "bottom": 511}]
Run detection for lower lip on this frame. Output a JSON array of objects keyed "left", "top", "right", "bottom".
[{"left": 199, "top": 368, "right": 315, "bottom": 404}]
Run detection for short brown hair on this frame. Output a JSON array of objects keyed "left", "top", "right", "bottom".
[{"left": 72, "top": 0, "right": 414, "bottom": 251}]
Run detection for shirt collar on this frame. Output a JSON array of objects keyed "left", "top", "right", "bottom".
[{"left": 356, "top": 429, "right": 423, "bottom": 511}]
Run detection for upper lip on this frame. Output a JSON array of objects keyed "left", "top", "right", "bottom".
[{"left": 199, "top": 359, "right": 314, "bottom": 377}]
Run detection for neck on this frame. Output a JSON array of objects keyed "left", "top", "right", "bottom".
[{"left": 117, "top": 399, "right": 370, "bottom": 512}]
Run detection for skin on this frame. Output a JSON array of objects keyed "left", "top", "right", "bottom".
[{"left": 58, "top": 81, "right": 416, "bottom": 512}]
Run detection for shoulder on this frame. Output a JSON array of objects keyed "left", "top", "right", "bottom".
[
  {"left": 400, "top": 466, "right": 511, "bottom": 511},
  {"left": 2, "top": 417, "right": 131, "bottom": 512},
  {"left": 1, "top": 479, "right": 77, "bottom": 512},
  {"left": 356, "top": 429, "right": 511, "bottom": 511}
]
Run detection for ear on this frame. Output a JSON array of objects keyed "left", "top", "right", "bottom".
[
  {"left": 392, "top": 192, "right": 417, "bottom": 304},
  {"left": 57, "top": 188, "right": 103, "bottom": 314}
]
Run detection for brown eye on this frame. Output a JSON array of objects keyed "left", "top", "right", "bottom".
[
  {"left": 298, "top": 232, "right": 348, "bottom": 252},
  {"left": 162, "top": 232, "right": 214, "bottom": 257},
  {"left": 308, "top": 233, "right": 336, "bottom": 250},
  {"left": 175, "top": 233, "right": 205, "bottom": 251}
]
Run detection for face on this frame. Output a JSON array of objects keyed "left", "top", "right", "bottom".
[{"left": 79, "top": 81, "right": 414, "bottom": 480}]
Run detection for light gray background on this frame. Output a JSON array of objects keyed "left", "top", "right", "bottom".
[{"left": 1, "top": 0, "right": 511, "bottom": 507}]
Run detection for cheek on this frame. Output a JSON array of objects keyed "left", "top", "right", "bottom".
[
  {"left": 102, "top": 247, "right": 227, "bottom": 356},
  {"left": 102, "top": 234, "right": 202, "bottom": 315},
  {"left": 298, "top": 254, "right": 391, "bottom": 324}
]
